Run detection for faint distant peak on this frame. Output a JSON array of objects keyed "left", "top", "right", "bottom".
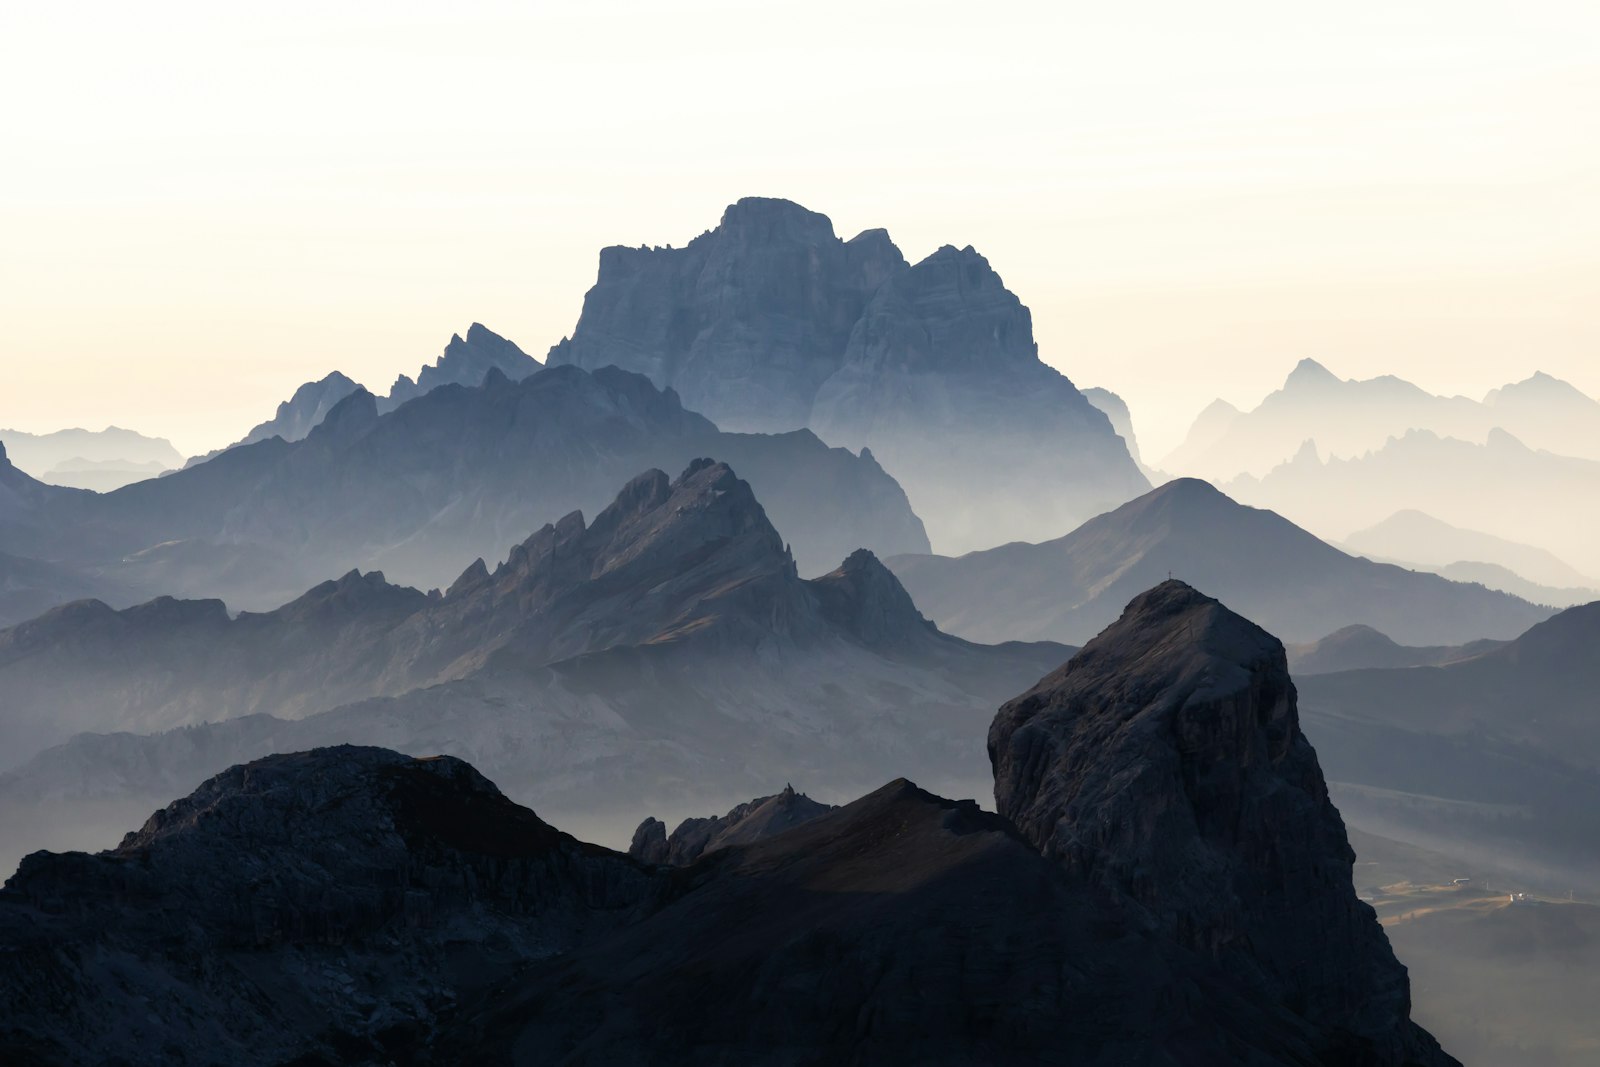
[
  {"left": 1484, "top": 370, "right": 1596, "bottom": 407},
  {"left": 1282, "top": 357, "right": 1341, "bottom": 390}
]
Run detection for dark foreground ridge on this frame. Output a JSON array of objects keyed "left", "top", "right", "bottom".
[{"left": 0, "top": 584, "right": 1456, "bottom": 1065}]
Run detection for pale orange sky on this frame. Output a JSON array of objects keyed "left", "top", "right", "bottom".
[{"left": 2, "top": 1, "right": 1597, "bottom": 458}]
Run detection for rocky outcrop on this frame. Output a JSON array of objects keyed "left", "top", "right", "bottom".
[
  {"left": 549, "top": 198, "right": 1148, "bottom": 552},
  {"left": 989, "top": 580, "right": 1454, "bottom": 1066},
  {"left": 384, "top": 322, "right": 540, "bottom": 409},
  {"left": 628, "top": 784, "right": 835, "bottom": 865}
]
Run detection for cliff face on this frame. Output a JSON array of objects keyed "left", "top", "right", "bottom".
[
  {"left": 550, "top": 197, "right": 907, "bottom": 432},
  {"left": 990, "top": 580, "right": 1454, "bottom": 1066},
  {"left": 549, "top": 198, "right": 1148, "bottom": 552},
  {"left": 810, "top": 243, "right": 1147, "bottom": 551}
]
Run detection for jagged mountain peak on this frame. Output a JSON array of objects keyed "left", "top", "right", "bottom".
[{"left": 808, "top": 547, "right": 933, "bottom": 649}]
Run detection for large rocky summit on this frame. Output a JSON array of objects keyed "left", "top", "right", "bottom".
[
  {"left": 549, "top": 196, "right": 906, "bottom": 432},
  {"left": 549, "top": 197, "right": 1148, "bottom": 552},
  {"left": 990, "top": 580, "right": 1452, "bottom": 1065}
]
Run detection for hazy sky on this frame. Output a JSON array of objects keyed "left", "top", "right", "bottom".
[{"left": 3, "top": 1, "right": 1597, "bottom": 459}]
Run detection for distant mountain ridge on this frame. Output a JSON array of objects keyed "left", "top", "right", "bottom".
[
  {"left": 188, "top": 323, "right": 539, "bottom": 466},
  {"left": 0, "top": 426, "right": 182, "bottom": 489},
  {"left": 1227, "top": 427, "right": 1600, "bottom": 576},
  {"left": 1296, "top": 600, "right": 1600, "bottom": 886},
  {"left": 0, "top": 460, "right": 1060, "bottom": 870},
  {"left": 1345, "top": 509, "right": 1599, "bottom": 593},
  {"left": 0, "top": 363, "right": 929, "bottom": 610},
  {"left": 889, "top": 477, "right": 1551, "bottom": 647},
  {"left": 1163, "top": 359, "right": 1600, "bottom": 480},
  {"left": 549, "top": 196, "right": 1149, "bottom": 552}
]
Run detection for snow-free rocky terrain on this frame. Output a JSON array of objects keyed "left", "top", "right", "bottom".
[{"left": 0, "top": 583, "right": 1455, "bottom": 1065}]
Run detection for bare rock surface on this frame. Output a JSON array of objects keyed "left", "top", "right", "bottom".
[
  {"left": 990, "top": 580, "right": 1454, "bottom": 1066},
  {"left": 549, "top": 197, "right": 1148, "bottom": 552}
]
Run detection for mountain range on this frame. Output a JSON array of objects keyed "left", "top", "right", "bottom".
[
  {"left": 888, "top": 477, "right": 1551, "bottom": 647},
  {"left": 185, "top": 322, "right": 541, "bottom": 467},
  {"left": 1295, "top": 600, "right": 1600, "bottom": 885},
  {"left": 0, "top": 460, "right": 1060, "bottom": 871},
  {"left": 1162, "top": 359, "right": 1600, "bottom": 480},
  {"left": 1226, "top": 427, "right": 1600, "bottom": 577},
  {"left": 1344, "top": 509, "right": 1600, "bottom": 606},
  {"left": 0, "top": 364, "right": 929, "bottom": 611},
  {"left": 1286, "top": 625, "right": 1504, "bottom": 676},
  {"left": 0, "top": 581, "right": 1455, "bottom": 1065},
  {"left": 0, "top": 426, "right": 182, "bottom": 490},
  {"left": 548, "top": 196, "right": 1150, "bottom": 552}
]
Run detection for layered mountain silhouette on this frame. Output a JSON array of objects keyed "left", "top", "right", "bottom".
[
  {"left": 1346, "top": 509, "right": 1600, "bottom": 605},
  {"left": 0, "top": 548, "right": 125, "bottom": 630},
  {"left": 889, "top": 478, "right": 1551, "bottom": 647},
  {"left": 1295, "top": 601, "right": 1600, "bottom": 884},
  {"left": 0, "top": 585, "right": 1454, "bottom": 1064},
  {"left": 0, "top": 461, "right": 1057, "bottom": 869},
  {"left": 183, "top": 370, "right": 361, "bottom": 467},
  {"left": 548, "top": 197, "right": 1149, "bottom": 552},
  {"left": 1162, "top": 359, "right": 1600, "bottom": 480},
  {"left": 187, "top": 323, "right": 539, "bottom": 467},
  {"left": 0, "top": 364, "right": 928, "bottom": 610},
  {"left": 1228, "top": 428, "right": 1600, "bottom": 577},
  {"left": 0, "top": 425, "right": 182, "bottom": 488},
  {"left": 1286, "top": 625, "right": 1503, "bottom": 675},
  {"left": 382, "top": 321, "right": 540, "bottom": 409}
]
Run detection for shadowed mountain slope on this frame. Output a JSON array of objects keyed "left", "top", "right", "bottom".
[
  {"left": 889, "top": 478, "right": 1550, "bottom": 647},
  {"left": 0, "top": 462, "right": 1059, "bottom": 868},
  {"left": 0, "top": 363, "right": 928, "bottom": 609}
]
